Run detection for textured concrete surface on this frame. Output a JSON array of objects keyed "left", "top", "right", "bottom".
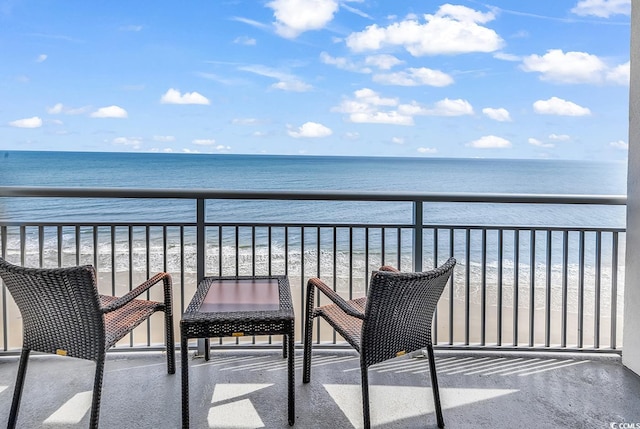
[{"left": 0, "top": 348, "right": 639, "bottom": 428}]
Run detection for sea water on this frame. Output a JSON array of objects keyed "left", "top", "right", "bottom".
[
  {"left": 0, "top": 150, "right": 626, "bottom": 284},
  {"left": 0, "top": 151, "right": 629, "bottom": 345},
  {"left": 0, "top": 151, "right": 627, "bottom": 224}
]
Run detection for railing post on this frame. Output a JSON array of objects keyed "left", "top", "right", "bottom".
[
  {"left": 196, "top": 198, "right": 206, "bottom": 356},
  {"left": 413, "top": 200, "right": 423, "bottom": 272},
  {"left": 197, "top": 198, "right": 206, "bottom": 283}
]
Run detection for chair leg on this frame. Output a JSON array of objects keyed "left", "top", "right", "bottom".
[
  {"left": 287, "top": 330, "right": 295, "bottom": 426},
  {"left": 361, "top": 363, "right": 371, "bottom": 429},
  {"left": 204, "top": 338, "right": 211, "bottom": 361},
  {"left": 89, "top": 354, "right": 105, "bottom": 429},
  {"left": 181, "top": 335, "right": 190, "bottom": 428},
  {"left": 282, "top": 335, "right": 287, "bottom": 359},
  {"left": 162, "top": 274, "right": 176, "bottom": 374},
  {"left": 302, "top": 282, "right": 315, "bottom": 384},
  {"left": 165, "top": 310, "right": 176, "bottom": 374},
  {"left": 426, "top": 345, "right": 445, "bottom": 428},
  {"left": 8, "top": 347, "right": 30, "bottom": 429},
  {"left": 302, "top": 313, "right": 314, "bottom": 383}
]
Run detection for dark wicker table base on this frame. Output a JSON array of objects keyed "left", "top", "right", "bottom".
[{"left": 180, "top": 276, "right": 295, "bottom": 428}]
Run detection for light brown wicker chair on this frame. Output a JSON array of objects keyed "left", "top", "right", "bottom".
[
  {"left": 303, "top": 257, "right": 456, "bottom": 429},
  {"left": 0, "top": 257, "right": 175, "bottom": 429}
]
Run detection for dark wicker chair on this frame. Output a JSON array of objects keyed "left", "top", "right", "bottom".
[
  {"left": 303, "top": 257, "right": 456, "bottom": 429},
  {"left": 0, "top": 257, "right": 176, "bottom": 429}
]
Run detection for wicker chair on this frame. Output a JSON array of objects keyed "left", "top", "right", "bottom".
[
  {"left": 0, "top": 257, "right": 176, "bottom": 429},
  {"left": 303, "top": 257, "right": 456, "bottom": 429}
]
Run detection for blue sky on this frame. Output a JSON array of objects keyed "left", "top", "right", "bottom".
[{"left": 0, "top": 0, "right": 631, "bottom": 160}]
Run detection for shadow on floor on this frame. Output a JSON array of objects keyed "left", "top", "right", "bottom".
[{"left": 0, "top": 349, "right": 639, "bottom": 428}]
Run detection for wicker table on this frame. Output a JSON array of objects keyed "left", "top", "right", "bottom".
[{"left": 180, "top": 275, "right": 295, "bottom": 427}]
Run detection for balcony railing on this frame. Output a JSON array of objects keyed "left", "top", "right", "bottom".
[{"left": 0, "top": 186, "right": 627, "bottom": 353}]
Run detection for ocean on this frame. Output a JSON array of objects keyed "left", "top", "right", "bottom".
[
  {"left": 0, "top": 151, "right": 629, "bottom": 346},
  {"left": 0, "top": 151, "right": 628, "bottom": 226}
]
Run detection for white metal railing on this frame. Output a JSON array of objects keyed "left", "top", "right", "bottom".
[{"left": 0, "top": 186, "right": 627, "bottom": 353}]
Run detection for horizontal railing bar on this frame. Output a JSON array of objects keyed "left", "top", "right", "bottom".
[
  {"left": 0, "top": 186, "right": 627, "bottom": 205},
  {"left": 0, "top": 187, "right": 627, "bottom": 355},
  {"left": 0, "top": 221, "right": 625, "bottom": 233}
]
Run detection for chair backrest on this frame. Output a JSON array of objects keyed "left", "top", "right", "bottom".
[
  {"left": 0, "top": 258, "right": 105, "bottom": 361},
  {"left": 360, "top": 257, "right": 456, "bottom": 368}
]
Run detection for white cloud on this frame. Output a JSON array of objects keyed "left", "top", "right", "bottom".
[
  {"left": 606, "top": 61, "right": 630, "bottom": 85},
  {"left": 352, "top": 88, "right": 398, "bottom": 106},
  {"left": 425, "top": 98, "right": 474, "bottom": 116},
  {"left": 196, "top": 72, "right": 245, "bottom": 86},
  {"left": 482, "top": 107, "right": 511, "bottom": 122},
  {"left": 528, "top": 138, "right": 554, "bottom": 148},
  {"left": 364, "top": 54, "right": 404, "bottom": 70},
  {"left": 333, "top": 89, "right": 472, "bottom": 125},
  {"left": 113, "top": 136, "right": 142, "bottom": 148},
  {"left": 396, "top": 103, "right": 427, "bottom": 116},
  {"left": 192, "top": 139, "right": 216, "bottom": 145},
  {"left": 346, "top": 4, "right": 503, "bottom": 56},
  {"left": 153, "top": 135, "right": 176, "bottom": 142},
  {"left": 533, "top": 97, "right": 591, "bottom": 116},
  {"left": 47, "top": 103, "right": 64, "bottom": 114},
  {"left": 373, "top": 67, "right": 454, "bottom": 87},
  {"left": 521, "top": 49, "right": 628, "bottom": 85},
  {"left": 549, "top": 133, "right": 571, "bottom": 141},
  {"left": 341, "top": 2, "right": 372, "bottom": 19},
  {"left": 417, "top": 147, "right": 438, "bottom": 154},
  {"left": 392, "top": 137, "right": 404, "bottom": 145},
  {"left": 90, "top": 105, "right": 128, "bottom": 118},
  {"left": 240, "top": 65, "right": 312, "bottom": 91},
  {"left": 232, "top": 118, "right": 261, "bottom": 125},
  {"left": 610, "top": 140, "right": 628, "bottom": 150},
  {"left": 288, "top": 121, "right": 333, "bottom": 138},
  {"left": 160, "top": 88, "right": 210, "bottom": 105},
  {"left": 9, "top": 116, "right": 42, "bottom": 128},
  {"left": 320, "top": 52, "right": 371, "bottom": 73},
  {"left": 494, "top": 52, "right": 521, "bottom": 62},
  {"left": 571, "top": 0, "right": 630, "bottom": 17},
  {"left": 272, "top": 79, "right": 313, "bottom": 92},
  {"left": 68, "top": 106, "right": 91, "bottom": 115},
  {"left": 47, "top": 103, "right": 91, "bottom": 115},
  {"left": 468, "top": 135, "right": 512, "bottom": 149},
  {"left": 344, "top": 131, "right": 360, "bottom": 140},
  {"left": 36, "top": 54, "right": 47, "bottom": 63},
  {"left": 232, "top": 16, "right": 271, "bottom": 30},
  {"left": 234, "top": 36, "right": 257, "bottom": 45},
  {"left": 214, "top": 145, "right": 231, "bottom": 151},
  {"left": 350, "top": 111, "right": 414, "bottom": 125},
  {"left": 268, "top": 0, "right": 339, "bottom": 39},
  {"left": 333, "top": 88, "right": 412, "bottom": 125}
]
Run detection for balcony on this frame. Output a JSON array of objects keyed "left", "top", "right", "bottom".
[
  {"left": 0, "top": 349, "right": 638, "bottom": 428},
  {"left": 0, "top": 186, "right": 637, "bottom": 427}
]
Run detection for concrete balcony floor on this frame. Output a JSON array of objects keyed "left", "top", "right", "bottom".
[{"left": 1, "top": 348, "right": 639, "bottom": 428}]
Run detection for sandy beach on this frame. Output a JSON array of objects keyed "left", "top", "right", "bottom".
[{"left": 1, "top": 270, "right": 622, "bottom": 351}]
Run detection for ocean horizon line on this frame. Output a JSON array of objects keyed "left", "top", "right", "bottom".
[{"left": 0, "top": 149, "right": 628, "bottom": 165}]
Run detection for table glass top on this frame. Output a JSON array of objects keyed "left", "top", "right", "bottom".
[{"left": 198, "top": 278, "right": 281, "bottom": 312}]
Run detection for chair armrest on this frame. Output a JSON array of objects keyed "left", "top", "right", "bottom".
[
  {"left": 101, "top": 272, "right": 172, "bottom": 314},
  {"left": 378, "top": 265, "right": 400, "bottom": 272},
  {"left": 307, "top": 277, "right": 364, "bottom": 319}
]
